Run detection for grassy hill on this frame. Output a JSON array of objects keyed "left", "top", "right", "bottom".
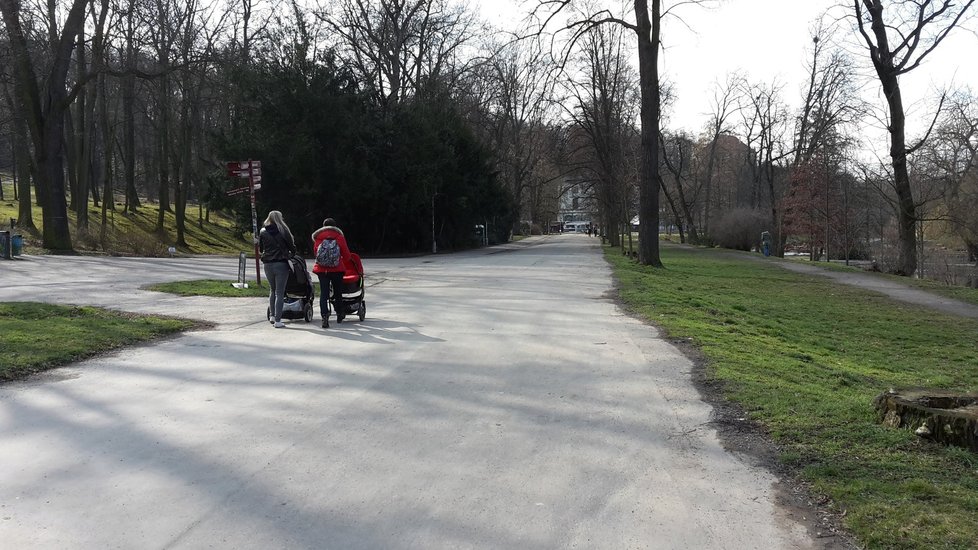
[{"left": 0, "top": 179, "right": 251, "bottom": 256}]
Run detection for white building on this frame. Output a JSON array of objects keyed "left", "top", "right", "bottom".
[{"left": 556, "top": 179, "right": 592, "bottom": 232}]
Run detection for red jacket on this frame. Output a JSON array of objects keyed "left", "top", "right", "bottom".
[{"left": 311, "top": 226, "right": 353, "bottom": 274}]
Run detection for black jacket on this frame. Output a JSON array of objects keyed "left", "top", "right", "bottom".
[{"left": 258, "top": 223, "right": 296, "bottom": 263}]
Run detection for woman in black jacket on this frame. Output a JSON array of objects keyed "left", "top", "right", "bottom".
[{"left": 258, "top": 210, "right": 297, "bottom": 327}]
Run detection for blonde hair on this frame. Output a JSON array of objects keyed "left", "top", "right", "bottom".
[{"left": 263, "top": 210, "right": 294, "bottom": 242}]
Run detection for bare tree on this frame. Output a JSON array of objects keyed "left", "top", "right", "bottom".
[
  {"left": 918, "top": 88, "right": 978, "bottom": 262},
  {"left": 482, "top": 36, "right": 556, "bottom": 232},
  {"left": 737, "top": 79, "right": 791, "bottom": 254},
  {"left": 69, "top": 0, "right": 113, "bottom": 230},
  {"left": 320, "top": 0, "right": 476, "bottom": 110},
  {"left": 794, "top": 27, "right": 862, "bottom": 169},
  {"left": 141, "top": 0, "right": 191, "bottom": 233},
  {"left": 851, "top": 0, "right": 975, "bottom": 275},
  {"left": 700, "top": 73, "right": 741, "bottom": 238},
  {"left": 116, "top": 0, "right": 146, "bottom": 214},
  {"left": 173, "top": 0, "right": 230, "bottom": 246},
  {"left": 0, "top": 69, "right": 37, "bottom": 230},
  {"left": 563, "top": 22, "right": 638, "bottom": 247},
  {"left": 0, "top": 0, "right": 90, "bottom": 249},
  {"left": 781, "top": 22, "right": 865, "bottom": 261},
  {"left": 531, "top": 0, "right": 702, "bottom": 266},
  {"left": 659, "top": 129, "right": 699, "bottom": 243}
]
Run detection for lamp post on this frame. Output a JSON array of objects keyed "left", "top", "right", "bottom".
[{"left": 431, "top": 192, "right": 441, "bottom": 254}]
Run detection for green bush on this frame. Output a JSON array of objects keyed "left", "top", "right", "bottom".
[{"left": 712, "top": 208, "right": 770, "bottom": 251}]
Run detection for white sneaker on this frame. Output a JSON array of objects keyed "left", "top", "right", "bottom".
[{"left": 274, "top": 322, "right": 286, "bottom": 328}]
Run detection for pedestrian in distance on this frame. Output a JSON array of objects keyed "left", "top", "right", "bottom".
[
  {"left": 311, "top": 218, "right": 353, "bottom": 328},
  {"left": 258, "top": 210, "right": 297, "bottom": 328}
]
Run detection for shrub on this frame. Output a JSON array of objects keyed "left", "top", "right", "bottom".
[{"left": 711, "top": 208, "right": 770, "bottom": 251}]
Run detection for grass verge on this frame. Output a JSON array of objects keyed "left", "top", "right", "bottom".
[
  {"left": 145, "top": 279, "right": 269, "bottom": 297},
  {"left": 607, "top": 243, "right": 978, "bottom": 550},
  {"left": 0, "top": 303, "right": 197, "bottom": 381}
]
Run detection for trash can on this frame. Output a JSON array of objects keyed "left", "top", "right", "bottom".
[
  {"left": 11, "top": 234, "right": 23, "bottom": 256},
  {"left": 0, "top": 230, "right": 9, "bottom": 260},
  {"left": 760, "top": 231, "right": 772, "bottom": 257}
]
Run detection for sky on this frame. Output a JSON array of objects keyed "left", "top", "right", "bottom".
[{"left": 478, "top": 0, "right": 978, "bottom": 152}]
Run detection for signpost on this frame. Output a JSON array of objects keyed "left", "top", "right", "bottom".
[
  {"left": 226, "top": 160, "right": 263, "bottom": 285},
  {"left": 232, "top": 251, "right": 249, "bottom": 288}
]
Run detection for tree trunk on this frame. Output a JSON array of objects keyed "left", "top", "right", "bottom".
[
  {"left": 35, "top": 104, "right": 74, "bottom": 249},
  {"left": 633, "top": 0, "right": 662, "bottom": 267},
  {"left": 122, "top": 7, "right": 140, "bottom": 214},
  {"left": 157, "top": 75, "right": 171, "bottom": 233},
  {"left": 15, "top": 135, "right": 35, "bottom": 230},
  {"left": 659, "top": 174, "right": 685, "bottom": 243},
  {"left": 123, "top": 71, "right": 139, "bottom": 213},
  {"left": 885, "top": 83, "right": 917, "bottom": 276},
  {"left": 702, "top": 139, "right": 719, "bottom": 238},
  {"left": 1, "top": 79, "right": 36, "bottom": 230},
  {"left": 765, "top": 148, "right": 783, "bottom": 257},
  {"left": 65, "top": 100, "right": 79, "bottom": 210},
  {"left": 99, "top": 71, "right": 114, "bottom": 245},
  {"left": 73, "top": 25, "right": 91, "bottom": 228},
  {"left": 176, "top": 96, "right": 191, "bottom": 248}
]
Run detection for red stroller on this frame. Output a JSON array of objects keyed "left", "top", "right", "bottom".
[{"left": 330, "top": 253, "right": 366, "bottom": 322}]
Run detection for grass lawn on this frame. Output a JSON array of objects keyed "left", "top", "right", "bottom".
[
  {"left": 145, "top": 279, "right": 270, "bottom": 297},
  {"left": 607, "top": 243, "right": 978, "bottom": 550},
  {"left": 0, "top": 303, "right": 197, "bottom": 381},
  {"left": 0, "top": 179, "right": 250, "bottom": 256}
]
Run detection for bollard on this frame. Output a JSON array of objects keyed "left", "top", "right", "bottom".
[
  {"left": 0, "top": 230, "right": 9, "bottom": 259},
  {"left": 11, "top": 234, "right": 23, "bottom": 256}
]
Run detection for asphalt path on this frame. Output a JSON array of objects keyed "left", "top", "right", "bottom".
[
  {"left": 777, "top": 260, "right": 978, "bottom": 320},
  {"left": 0, "top": 235, "right": 816, "bottom": 549}
]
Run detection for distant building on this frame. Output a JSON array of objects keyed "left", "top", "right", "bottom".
[{"left": 557, "top": 178, "right": 592, "bottom": 232}]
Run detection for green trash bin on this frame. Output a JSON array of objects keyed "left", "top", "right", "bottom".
[
  {"left": 11, "top": 234, "right": 23, "bottom": 256},
  {"left": 0, "top": 230, "right": 9, "bottom": 260}
]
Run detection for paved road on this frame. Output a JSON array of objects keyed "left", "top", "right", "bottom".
[{"left": 0, "top": 236, "right": 815, "bottom": 549}]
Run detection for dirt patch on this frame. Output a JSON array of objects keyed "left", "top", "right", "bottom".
[{"left": 672, "top": 336, "right": 859, "bottom": 549}]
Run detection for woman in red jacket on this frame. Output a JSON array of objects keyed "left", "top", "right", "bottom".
[{"left": 311, "top": 218, "right": 353, "bottom": 328}]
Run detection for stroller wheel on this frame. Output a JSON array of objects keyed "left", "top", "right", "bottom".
[
  {"left": 304, "top": 302, "right": 313, "bottom": 323},
  {"left": 358, "top": 301, "right": 366, "bottom": 322}
]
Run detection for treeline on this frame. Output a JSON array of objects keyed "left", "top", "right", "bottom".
[
  {"left": 217, "top": 50, "right": 513, "bottom": 254},
  {"left": 0, "top": 0, "right": 518, "bottom": 255},
  {"left": 548, "top": 7, "right": 977, "bottom": 278},
  {"left": 1, "top": 0, "right": 975, "bottom": 274}
]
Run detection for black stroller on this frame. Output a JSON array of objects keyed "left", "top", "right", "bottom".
[
  {"left": 267, "top": 255, "right": 315, "bottom": 323},
  {"left": 329, "top": 253, "right": 366, "bottom": 322}
]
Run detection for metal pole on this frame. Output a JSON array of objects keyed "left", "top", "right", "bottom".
[
  {"left": 249, "top": 160, "right": 261, "bottom": 285},
  {"left": 432, "top": 192, "right": 437, "bottom": 254}
]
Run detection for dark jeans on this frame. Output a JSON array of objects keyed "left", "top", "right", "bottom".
[
  {"left": 263, "top": 260, "right": 291, "bottom": 322},
  {"left": 317, "top": 271, "right": 344, "bottom": 319}
]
